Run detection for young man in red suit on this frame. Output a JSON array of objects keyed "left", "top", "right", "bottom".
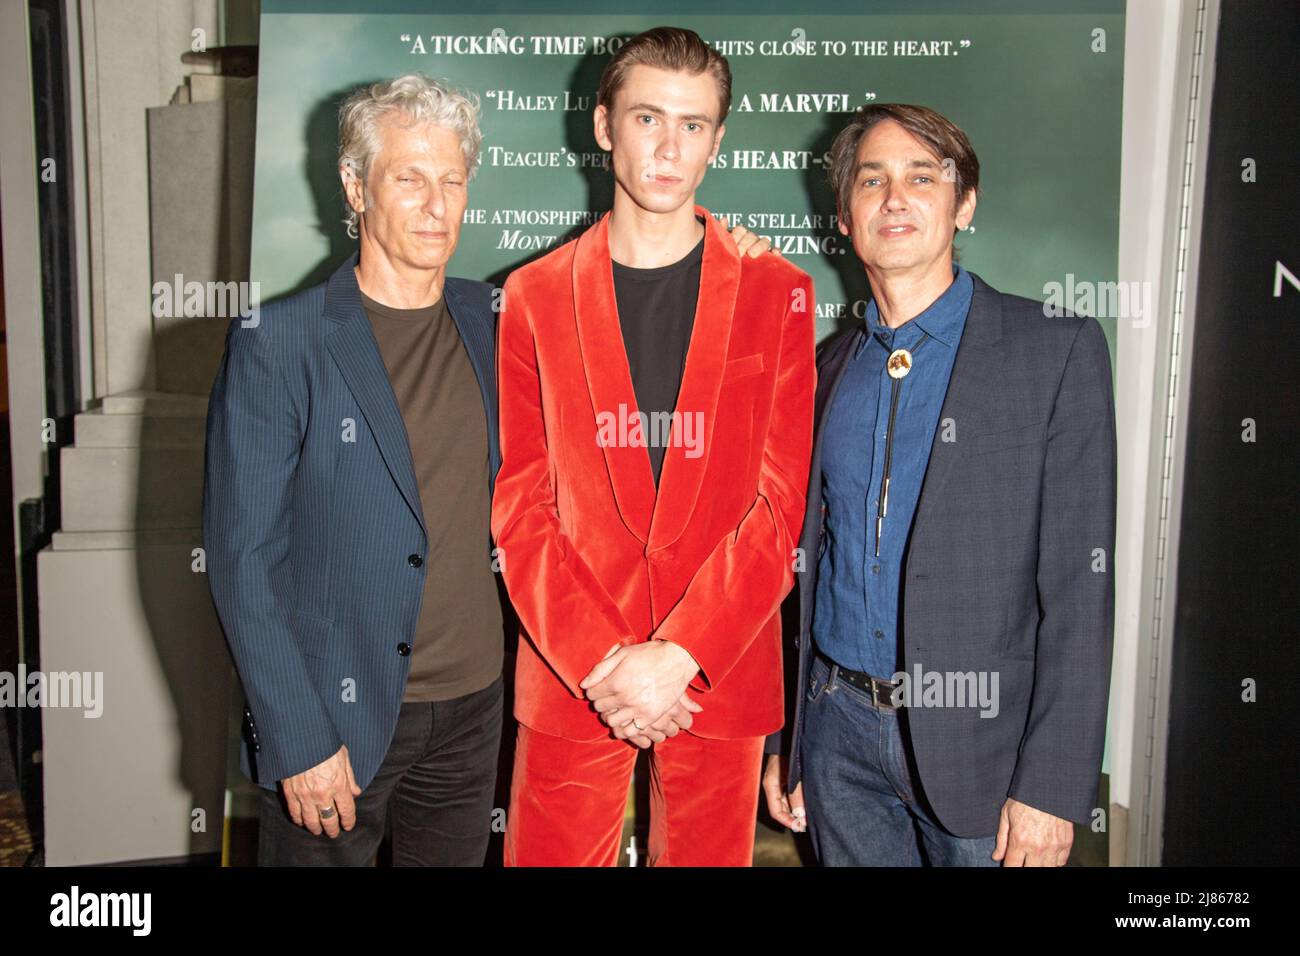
[{"left": 492, "top": 26, "right": 815, "bottom": 866}]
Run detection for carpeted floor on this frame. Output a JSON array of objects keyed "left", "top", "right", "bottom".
[
  {"left": 0, "top": 708, "right": 33, "bottom": 866},
  {"left": 0, "top": 709, "right": 14, "bottom": 792},
  {"left": 0, "top": 792, "right": 33, "bottom": 866}
]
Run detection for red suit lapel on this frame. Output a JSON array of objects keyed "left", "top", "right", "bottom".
[{"left": 571, "top": 204, "right": 742, "bottom": 552}]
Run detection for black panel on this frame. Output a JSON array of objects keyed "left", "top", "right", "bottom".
[
  {"left": 29, "top": 0, "right": 79, "bottom": 421},
  {"left": 1163, "top": 0, "right": 1300, "bottom": 865}
]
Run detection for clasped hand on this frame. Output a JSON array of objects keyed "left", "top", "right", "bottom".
[{"left": 580, "top": 640, "right": 702, "bottom": 749}]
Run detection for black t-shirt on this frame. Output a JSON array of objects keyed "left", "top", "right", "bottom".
[{"left": 611, "top": 232, "right": 704, "bottom": 485}]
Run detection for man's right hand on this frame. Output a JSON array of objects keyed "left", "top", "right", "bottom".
[
  {"left": 280, "top": 744, "right": 362, "bottom": 838},
  {"left": 587, "top": 643, "right": 703, "bottom": 749},
  {"left": 625, "top": 691, "right": 704, "bottom": 748},
  {"left": 762, "top": 752, "right": 806, "bottom": 832}
]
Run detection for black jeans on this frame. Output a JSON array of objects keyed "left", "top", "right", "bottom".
[{"left": 257, "top": 674, "right": 503, "bottom": 866}]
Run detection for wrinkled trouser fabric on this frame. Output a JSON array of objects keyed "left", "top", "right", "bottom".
[
  {"left": 257, "top": 675, "right": 503, "bottom": 866},
  {"left": 505, "top": 722, "right": 766, "bottom": 867}
]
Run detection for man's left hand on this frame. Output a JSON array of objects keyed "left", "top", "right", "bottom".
[
  {"left": 723, "top": 216, "right": 780, "bottom": 259},
  {"left": 580, "top": 640, "right": 700, "bottom": 738},
  {"left": 992, "top": 796, "right": 1074, "bottom": 866}
]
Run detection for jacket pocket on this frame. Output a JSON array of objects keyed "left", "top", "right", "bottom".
[
  {"left": 968, "top": 418, "right": 1046, "bottom": 457},
  {"left": 294, "top": 609, "right": 335, "bottom": 660},
  {"left": 805, "top": 655, "right": 830, "bottom": 703},
  {"left": 723, "top": 352, "right": 765, "bottom": 383}
]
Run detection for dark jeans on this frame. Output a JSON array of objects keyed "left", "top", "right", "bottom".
[
  {"left": 800, "top": 654, "right": 998, "bottom": 867},
  {"left": 258, "top": 674, "right": 503, "bottom": 866}
]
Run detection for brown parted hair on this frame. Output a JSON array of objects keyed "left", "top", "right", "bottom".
[
  {"left": 597, "top": 26, "right": 733, "bottom": 125},
  {"left": 828, "top": 103, "right": 980, "bottom": 230}
]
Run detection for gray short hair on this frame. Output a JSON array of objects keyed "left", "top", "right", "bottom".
[{"left": 337, "top": 73, "right": 482, "bottom": 239}]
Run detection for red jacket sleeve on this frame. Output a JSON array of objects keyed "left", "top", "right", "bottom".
[
  {"left": 652, "top": 273, "right": 816, "bottom": 691},
  {"left": 490, "top": 272, "right": 638, "bottom": 696}
]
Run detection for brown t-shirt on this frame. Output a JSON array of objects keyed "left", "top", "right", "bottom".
[{"left": 360, "top": 288, "right": 503, "bottom": 702}]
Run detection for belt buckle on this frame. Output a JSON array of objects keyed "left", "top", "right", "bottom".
[{"left": 869, "top": 675, "right": 900, "bottom": 709}]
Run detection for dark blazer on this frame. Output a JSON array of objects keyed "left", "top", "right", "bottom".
[
  {"left": 768, "top": 271, "right": 1116, "bottom": 838},
  {"left": 203, "top": 251, "right": 500, "bottom": 791}
]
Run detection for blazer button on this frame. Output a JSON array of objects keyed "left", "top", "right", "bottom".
[
  {"left": 397, "top": 642, "right": 412, "bottom": 656},
  {"left": 407, "top": 554, "right": 423, "bottom": 568}
]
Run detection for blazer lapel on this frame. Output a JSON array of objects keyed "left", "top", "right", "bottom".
[
  {"left": 798, "top": 328, "right": 863, "bottom": 631},
  {"left": 572, "top": 212, "right": 657, "bottom": 544},
  {"left": 443, "top": 279, "right": 501, "bottom": 494},
  {"left": 647, "top": 207, "right": 741, "bottom": 553},
  {"left": 913, "top": 271, "right": 1005, "bottom": 508},
  {"left": 324, "top": 252, "right": 426, "bottom": 534},
  {"left": 571, "top": 206, "right": 741, "bottom": 551}
]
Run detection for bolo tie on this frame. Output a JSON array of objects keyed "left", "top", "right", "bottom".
[{"left": 874, "top": 332, "right": 930, "bottom": 557}]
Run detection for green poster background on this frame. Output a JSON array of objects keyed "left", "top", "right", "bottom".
[
  {"left": 253, "top": 0, "right": 1124, "bottom": 357},
  {"left": 251, "top": 0, "right": 1124, "bottom": 783}
]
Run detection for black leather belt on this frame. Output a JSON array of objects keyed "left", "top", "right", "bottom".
[{"left": 816, "top": 650, "right": 902, "bottom": 709}]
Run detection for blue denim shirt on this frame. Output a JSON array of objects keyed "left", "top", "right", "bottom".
[{"left": 812, "top": 264, "right": 973, "bottom": 677}]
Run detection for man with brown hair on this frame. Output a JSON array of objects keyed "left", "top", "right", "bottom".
[
  {"left": 492, "top": 27, "right": 814, "bottom": 866},
  {"left": 761, "top": 104, "right": 1115, "bottom": 866}
]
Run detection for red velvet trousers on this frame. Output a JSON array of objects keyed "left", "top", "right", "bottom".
[{"left": 504, "top": 722, "right": 766, "bottom": 867}]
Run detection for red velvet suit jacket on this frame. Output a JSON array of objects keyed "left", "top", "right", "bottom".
[{"left": 492, "top": 206, "right": 815, "bottom": 742}]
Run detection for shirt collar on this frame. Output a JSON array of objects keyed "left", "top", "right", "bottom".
[{"left": 856, "top": 263, "right": 973, "bottom": 356}]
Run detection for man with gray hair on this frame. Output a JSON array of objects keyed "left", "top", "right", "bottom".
[{"left": 204, "top": 73, "right": 505, "bottom": 865}]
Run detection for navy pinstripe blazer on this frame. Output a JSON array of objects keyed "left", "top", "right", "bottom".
[{"left": 203, "top": 251, "right": 500, "bottom": 790}]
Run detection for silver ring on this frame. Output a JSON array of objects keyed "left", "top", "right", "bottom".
[
  {"left": 318, "top": 804, "right": 337, "bottom": 820},
  {"left": 632, "top": 719, "right": 645, "bottom": 731}
]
